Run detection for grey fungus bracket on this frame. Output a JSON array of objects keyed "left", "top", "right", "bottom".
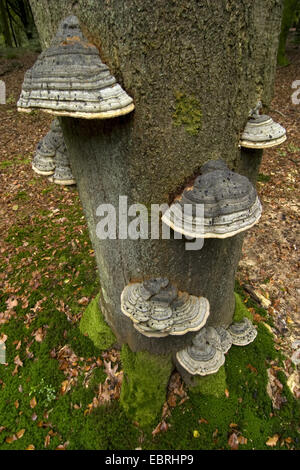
[
  {"left": 240, "top": 101, "right": 287, "bottom": 149},
  {"left": 162, "top": 160, "right": 262, "bottom": 239},
  {"left": 120, "top": 278, "right": 210, "bottom": 338},
  {"left": 32, "top": 118, "right": 75, "bottom": 186},
  {"left": 176, "top": 319, "right": 257, "bottom": 376},
  {"left": 17, "top": 15, "right": 134, "bottom": 119},
  {"left": 32, "top": 118, "right": 63, "bottom": 176},
  {"left": 214, "top": 326, "right": 233, "bottom": 353},
  {"left": 48, "top": 142, "right": 76, "bottom": 186},
  {"left": 227, "top": 317, "right": 258, "bottom": 346},
  {"left": 176, "top": 327, "right": 226, "bottom": 376}
]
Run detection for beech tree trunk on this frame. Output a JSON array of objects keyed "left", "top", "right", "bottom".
[{"left": 29, "top": 0, "right": 283, "bottom": 355}]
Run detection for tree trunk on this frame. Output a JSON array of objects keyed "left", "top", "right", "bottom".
[
  {"left": 277, "top": 0, "right": 298, "bottom": 66},
  {"left": 28, "top": 0, "right": 283, "bottom": 355},
  {"left": 0, "top": 0, "right": 13, "bottom": 47}
]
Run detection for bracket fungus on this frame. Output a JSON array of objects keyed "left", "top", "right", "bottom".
[
  {"left": 240, "top": 101, "right": 286, "bottom": 149},
  {"left": 17, "top": 15, "right": 134, "bottom": 119},
  {"left": 120, "top": 278, "right": 210, "bottom": 338},
  {"left": 227, "top": 317, "right": 257, "bottom": 346},
  {"left": 214, "top": 326, "right": 233, "bottom": 353},
  {"left": 32, "top": 118, "right": 75, "bottom": 185},
  {"left": 176, "top": 327, "right": 226, "bottom": 376},
  {"left": 49, "top": 142, "right": 75, "bottom": 186},
  {"left": 162, "top": 160, "right": 262, "bottom": 239},
  {"left": 32, "top": 118, "right": 63, "bottom": 176}
]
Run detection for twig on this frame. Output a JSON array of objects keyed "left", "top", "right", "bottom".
[{"left": 270, "top": 108, "right": 286, "bottom": 118}]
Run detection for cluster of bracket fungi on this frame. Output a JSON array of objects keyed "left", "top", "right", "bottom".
[
  {"left": 121, "top": 278, "right": 258, "bottom": 375},
  {"left": 33, "top": 118, "right": 75, "bottom": 185},
  {"left": 18, "top": 15, "right": 287, "bottom": 378}
]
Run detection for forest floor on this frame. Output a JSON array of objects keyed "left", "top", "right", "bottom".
[{"left": 0, "top": 42, "right": 299, "bottom": 451}]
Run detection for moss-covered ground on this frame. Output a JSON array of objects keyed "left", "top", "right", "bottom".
[{"left": 0, "top": 189, "right": 299, "bottom": 449}]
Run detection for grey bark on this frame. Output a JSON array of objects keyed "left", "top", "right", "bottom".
[{"left": 29, "top": 0, "right": 283, "bottom": 355}]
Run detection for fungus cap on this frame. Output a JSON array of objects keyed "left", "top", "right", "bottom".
[
  {"left": 228, "top": 317, "right": 257, "bottom": 346},
  {"left": 17, "top": 16, "right": 134, "bottom": 119},
  {"left": 176, "top": 327, "right": 225, "bottom": 376},
  {"left": 162, "top": 160, "right": 262, "bottom": 239},
  {"left": 121, "top": 278, "right": 210, "bottom": 338},
  {"left": 32, "top": 118, "right": 63, "bottom": 175},
  {"left": 240, "top": 102, "right": 286, "bottom": 148}
]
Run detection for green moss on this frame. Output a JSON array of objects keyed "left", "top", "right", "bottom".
[
  {"left": 189, "top": 366, "right": 227, "bottom": 398},
  {"left": 173, "top": 91, "right": 202, "bottom": 136},
  {"left": 120, "top": 345, "right": 173, "bottom": 427},
  {"left": 233, "top": 292, "right": 253, "bottom": 322},
  {"left": 79, "top": 294, "right": 116, "bottom": 351}
]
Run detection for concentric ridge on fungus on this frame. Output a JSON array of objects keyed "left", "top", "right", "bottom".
[
  {"left": 162, "top": 159, "right": 262, "bottom": 239},
  {"left": 32, "top": 118, "right": 63, "bottom": 175},
  {"left": 120, "top": 278, "right": 210, "bottom": 338},
  {"left": 17, "top": 15, "right": 134, "bottom": 119},
  {"left": 240, "top": 101, "right": 286, "bottom": 149},
  {"left": 227, "top": 317, "right": 257, "bottom": 346},
  {"left": 176, "top": 318, "right": 257, "bottom": 376},
  {"left": 32, "top": 118, "right": 75, "bottom": 185},
  {"left": 176, "top": 327, "right": 226, "bottom": 376}
]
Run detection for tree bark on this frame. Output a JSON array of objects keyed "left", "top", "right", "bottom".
[{"left": 28, "top": 0, "right": 283, "bottom": 355}]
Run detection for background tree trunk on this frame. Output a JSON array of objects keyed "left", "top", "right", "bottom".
[
  {"left": 0, "top": 0, "right": 13, "bottom": 47},
  {"left": 28, "top": 0, "right": 283, "bottom": 355}
]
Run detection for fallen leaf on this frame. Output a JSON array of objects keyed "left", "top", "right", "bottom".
[
  {"left": 14, "top": 355, "right": 23, "bottom": 367},
  {"left": 30, "top": 397, "right": 37, "bottom": 409},
  {"left": 238, "top": 435, "right": 248, "bottom": 445},
  {"left": 14, "top": 400, "right": 19, "bottom": 409},
  {"left": 199, "top": 418, "right": 208, "bottom": 425},
  {"left": 228, "top": 432, "right": 239, "bottom": 450},
  {"left": 26, "top": 445, "right": 35, "bottom": 450},
  {"left": 16, "top": 429, "right": 25, "bottom": 439},
  {"left": 225, "top": 388, "right": 230, "bottom": 398},
  {"left": 6, "top": 435, "right": 17, "bottom": 444},
  {"left": 167, "top": 394, "right": 177, "bottom": 408},
  {"left": 6, "top": 298, "right": 18, "bottom": 309},
  {"left": 266, "top": 434, "right": 279, "bottom": 447},
  {"left": 44, "top": 434, "right": 51, "bottom": 448},
  {"left": 193, "top": 430, "right": 200, "bottom": 438},
  {"left": 33, "top": 327, "right": 45, "bottom": 343},
  {"left": 247, "top": 364, "right": 258, "bottom": 374}
]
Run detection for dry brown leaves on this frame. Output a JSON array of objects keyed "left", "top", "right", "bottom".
[
  {"left": 266, "top": 368, "right": 287, "bottom": 410},
  {"left": 152, "top": 372, "right": 188, "bottom": 437},
  {"left": 84, "top": 356, "right": 123, "bottom": 416}
]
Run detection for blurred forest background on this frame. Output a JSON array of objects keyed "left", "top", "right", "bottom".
[{"left": 0, "top": 0, "right": 40, "bottom": 54}]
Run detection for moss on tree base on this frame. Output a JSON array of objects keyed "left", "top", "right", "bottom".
[
  {"left": 120, "top": 345, "right": 173, "bottom": 427},
  {"left": 79, "top": 294, "right": 117, "bottom": 351}
]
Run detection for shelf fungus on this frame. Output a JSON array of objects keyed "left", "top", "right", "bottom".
[
  {"left": 48, "top": 142, "right": 76, "bottom": 186},
  {"left": 240, "top": 101, "right": 286, "bottom": 149},
  {"left": 227, "top": 317, "right": 257, "bottom": 346},
  {"left": 17, "top": 15, "right": 134, "bottom": 119},
  {"left": 120, "top": 278, "right": 210, "bottom": 338},
  {"left": 32, "top": 118, "right": 63, "bottom": 176},
  {"left": 214, "top": 326, "right": 233, "bottom": 353},
  {"left": 176, "top": 327, "right": 226, "bottom": 376},
  {"left": 162, "top": 160, "right": 262, "bottom": 239}
]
